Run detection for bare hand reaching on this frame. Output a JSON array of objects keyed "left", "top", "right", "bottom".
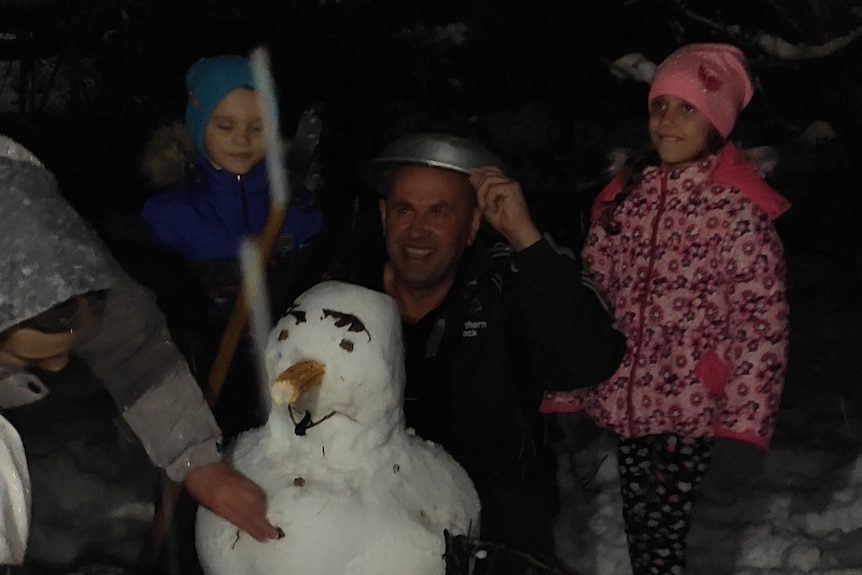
[{"left": 184, "top": 461, "right": 281, "bottom": 541}]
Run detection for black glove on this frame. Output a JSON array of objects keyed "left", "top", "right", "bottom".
[{"left": 698, "top": 438, "right": 766, "bottom": 506}]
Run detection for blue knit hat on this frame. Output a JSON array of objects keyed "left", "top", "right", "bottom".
[{"left": 185, "top": 55, "right": 255, "bottom": 154}]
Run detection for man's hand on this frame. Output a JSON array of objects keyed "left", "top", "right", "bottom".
[
  {"left": 184, "top": 461, "right": 281, "bottom": 541},
  {"left": 469, "top": 167, "right": 542, "bottom": 252}
]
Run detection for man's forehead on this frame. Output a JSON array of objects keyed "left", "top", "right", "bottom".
[{"left": 390, "top": 165, "right": 474, "bottom": 196}]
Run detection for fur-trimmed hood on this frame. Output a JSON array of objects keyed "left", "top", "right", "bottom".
[
  {"left": 139, "top": 122, "right": 195, "bottom": 188},
  {"left": 597, "top": 141, "right": 789, "bottom": 222},
  {"left": 604, "top": 142, "right": 780, "bottom": 180}
]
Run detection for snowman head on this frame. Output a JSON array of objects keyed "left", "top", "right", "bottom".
[{"left": 265, "top": 281, "right": 406, "bottom": 434}]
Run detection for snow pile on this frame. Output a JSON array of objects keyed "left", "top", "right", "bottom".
[
  {"left": 554, "top": 420, "right": 862, "bottom": 575},
  {"left": 608, "top": 53, "right": 656, "bottom": 83},
  {"left": 554, "top": 428, "right": 630, "bottom": 575},
  {"left": 800, "top": 121, "right": 838, "bottom": 144},
  {"left": 734, "top": 450, "right": 862, "bottom": 573},
  {"left": 196, "top": 281, "right": 479, "bottom": 575},
  {"left": 752, "top": 29, "right": 862, "bottom": 61}
]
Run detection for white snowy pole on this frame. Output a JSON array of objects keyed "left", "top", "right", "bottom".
[
  {"left": 205, "top": 45, "right": 289, "bottom": 406},
  {"left": 239, "top": 238, "right": 272, "bottom": 413},
  {"left": 250, "top": 46, "right": 290, "bottom": 212}
]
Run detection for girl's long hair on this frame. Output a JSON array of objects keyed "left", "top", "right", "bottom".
[{"left": 596, "top": 148, "right": 660, "bottom": 235}]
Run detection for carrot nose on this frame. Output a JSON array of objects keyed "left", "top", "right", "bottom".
[{"left": 271, "top": 360, "right": 326, "bottom": 406}]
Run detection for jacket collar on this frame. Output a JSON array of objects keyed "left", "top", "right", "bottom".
[
  {"left": 592, "top": 141, "right": 790, "bottom": 223},
  {"left": 193, "top": 152, "right": 269, "bottom": 190}
]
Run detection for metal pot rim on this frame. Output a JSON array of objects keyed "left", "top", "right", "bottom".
[{"left": 371, "top": 132, "right": 505, "bottom": 175}]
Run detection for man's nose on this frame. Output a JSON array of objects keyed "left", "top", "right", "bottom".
[{"left": 407, "top": 212, "right": 430, "bottom": 236}]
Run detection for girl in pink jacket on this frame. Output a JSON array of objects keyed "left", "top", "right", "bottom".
[{"left": 543, "top": 44, "right": 790, "bottom": 574}]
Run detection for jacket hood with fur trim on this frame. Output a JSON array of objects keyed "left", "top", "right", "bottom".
[
  {"left": 139, "top": 122, "right": 196, "bottom": 188},
  {"left": 593, "top": 141, "right": 790, "bottom": 224}
]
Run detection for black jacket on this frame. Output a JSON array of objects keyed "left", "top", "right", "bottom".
[{"left": 349, "top": 227, "right": 625, "bottom": 553}]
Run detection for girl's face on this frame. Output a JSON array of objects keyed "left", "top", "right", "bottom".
[
  {"left": 204, "top": 88, "right": 266, "bottom": 176},
  {"left": 648, "top": 95, "right": 715, "bottom": 166}
]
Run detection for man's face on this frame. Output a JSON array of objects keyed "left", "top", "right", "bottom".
[
  {"left": 204, "top": 88, "right": 266, "bottom": 175},
  {"left": 379, "top": 165, "right": 481, "bottom": 292},
  {"left": 0, "top": 328, "right": 79, "bottom": 373}
]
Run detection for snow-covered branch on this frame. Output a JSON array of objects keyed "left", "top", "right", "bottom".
[{"left": 752, "top": 27, "right": 862, "bottom": 60}]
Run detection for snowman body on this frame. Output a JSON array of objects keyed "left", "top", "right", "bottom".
[{"left": 196, "top": 281, "right": 480, "bottom": 575}]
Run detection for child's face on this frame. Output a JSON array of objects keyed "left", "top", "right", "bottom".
[
  {"left": 204, "top": 88, "right": 266, "bottom": 175},
  {"left": 0, "top": 328, "right": 79, "bottom": 372},
  {"left": 648, "top": 95, "right": 714, "bottom": 166},
  {"left": 0, "top": 300, "right": 96, "bottom": 373}
]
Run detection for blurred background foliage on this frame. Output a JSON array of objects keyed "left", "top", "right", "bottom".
[{"left": 0, "top": 0, "right": 860, "bottom": 245}]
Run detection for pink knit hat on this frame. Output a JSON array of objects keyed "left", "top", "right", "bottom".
[{"left": 648, "top": 43, "right": 754, "bottom": 138}]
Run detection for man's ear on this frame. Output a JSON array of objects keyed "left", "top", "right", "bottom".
[
  {"left": 466, "top": 206, "right": 482, "bottom": 246},
  {"left": 379, "top": 198, "right": 388, "bottom": 230}
]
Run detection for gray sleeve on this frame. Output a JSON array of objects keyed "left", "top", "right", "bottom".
[{"left": 75, "top": 274, "right": 222, "bottom": 482}]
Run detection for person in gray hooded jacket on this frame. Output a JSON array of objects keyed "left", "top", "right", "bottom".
[{"left": 0, "top": 135, "right": 281, "bottom": 554}]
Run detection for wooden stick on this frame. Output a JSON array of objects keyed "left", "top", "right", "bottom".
[{"left": 204, "top": 205, "right": 284, "bottom": 405}]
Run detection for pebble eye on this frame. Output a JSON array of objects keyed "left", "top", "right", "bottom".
[
  {"left": 339, "top": 339, "right": 354, "bottom": 352},
  {"left": 278, "top": 329, "right": 289, "bottom": 341}
]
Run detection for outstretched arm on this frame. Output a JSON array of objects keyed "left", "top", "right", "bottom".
[
  {"left": 76, "top": 275, "right": 279, "bottom": 540},
  {"left": 185, "top": 462, "right": 280, "bottom": 541}
]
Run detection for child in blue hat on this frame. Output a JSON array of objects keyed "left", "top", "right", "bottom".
[
  {"left": 139, "top": 55, "right": 326, "bottom": 436},
  {"left": 142, "top": 54, "right": 323, "bottom": 265}
]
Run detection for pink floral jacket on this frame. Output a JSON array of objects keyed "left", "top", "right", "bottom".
[{"left": 542, "top": 144, "right": 790, "bottom": 449}]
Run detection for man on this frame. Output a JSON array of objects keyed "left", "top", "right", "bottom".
[
  {"left": 0, "top": 135, "right": 280, "bottom": 564},
  {"left": 355, "top": 133, "right": 625, "bottom": 557}
]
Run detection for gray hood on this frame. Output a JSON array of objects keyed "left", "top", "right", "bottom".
[{"left": 0, "top": 135, "right": 120, "bottom": 333}]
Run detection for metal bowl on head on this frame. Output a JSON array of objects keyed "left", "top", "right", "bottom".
[{"left": 371, "top": 133, "right": 507, "bottom": 175}]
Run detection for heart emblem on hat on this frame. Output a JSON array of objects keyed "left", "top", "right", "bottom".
[{"left": 698, "top": 64, "right": 722, "bottom": 93}]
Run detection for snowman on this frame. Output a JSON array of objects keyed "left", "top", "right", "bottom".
[{"left": 196, "top": 281, "right": 480, "bottom": 575}]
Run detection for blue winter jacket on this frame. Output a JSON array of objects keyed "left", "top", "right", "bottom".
[{"left": 141, "top": 154, "right": 323, "bottom": 262}]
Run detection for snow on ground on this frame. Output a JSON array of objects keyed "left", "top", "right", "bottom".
[
  {"left": 554, "top": 411, "right": 862, "bottom": 575},
  {"left": 11, "top": 389, "right": 862, "bottom": 575}
]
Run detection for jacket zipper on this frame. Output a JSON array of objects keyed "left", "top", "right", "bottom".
[
  {"left": 626, "top": 171, "right": 668, "bottom": 434},
  {"left": 237, "top": 174, "right": 251, "bottom": 231}
]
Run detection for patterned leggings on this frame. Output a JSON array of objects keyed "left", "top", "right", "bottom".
[{"left": 617, "top": 433, "right": 714, "bottom": 575}]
